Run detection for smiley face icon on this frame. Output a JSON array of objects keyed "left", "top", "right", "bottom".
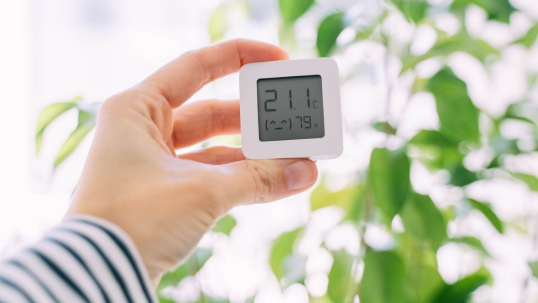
[{"left": 266, "top": 119, "right": 292, "bottom": 131}]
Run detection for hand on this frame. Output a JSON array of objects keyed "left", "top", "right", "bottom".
[{"left": 66, "top": 39, "right": 318, "bottom": 285}]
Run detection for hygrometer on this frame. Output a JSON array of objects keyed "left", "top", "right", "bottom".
[{"left": 239, "top": 58, "right": 343, "bottom": 160}]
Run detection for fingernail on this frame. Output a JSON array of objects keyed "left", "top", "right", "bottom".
[{"left": 284, "top": 161, "right": 316, "bottom": 190}]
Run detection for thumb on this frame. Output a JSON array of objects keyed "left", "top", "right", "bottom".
[{"left": 221, "top": 159, "right": 318, "bottom": 206}]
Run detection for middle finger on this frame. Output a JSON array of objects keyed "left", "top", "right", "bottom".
[{"left": 172, "top": 99, "right": 240, "bottom": 149}]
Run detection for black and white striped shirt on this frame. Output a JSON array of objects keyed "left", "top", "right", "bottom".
[{"left": 0, "top": 216, "right": 157, "bottom": 303}]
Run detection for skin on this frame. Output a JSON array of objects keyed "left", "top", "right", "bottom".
[{"left": 66, "top": 39, "right": 318, "bottom": 286}]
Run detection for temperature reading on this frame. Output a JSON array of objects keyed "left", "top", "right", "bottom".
[
  {"left": 264, "top": 89, "right": 317, "bottom": 113},
  {"left": 257, "top": 75, "right": 325, "bottom": 142}
]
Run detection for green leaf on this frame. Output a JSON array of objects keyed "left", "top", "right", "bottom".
[
  {"left": 529, "top": 261, "right": 538, "bottom": 278},
  {"left": 450, "top": 236, "right": 490, "bottom": 256},
  {"left": 400, "top": 194, "right": 447, "bottom": 251},
  {"left": 514, "top": 24, "right": 538, "bottom": 48},
  {"left": 309, "top": 295, "right": 335, "bottom": 303},
  {"left": 35, "top": 100, "right": 80, "bottom": 155},
  {"left": 279, "top": 0, "right": 314, "bottom": 24},
  {"left": 468, "top": 199, "right": 504, "bottom": 233},
  {"left": 204, "top": 294, "right": 231, "bottom": 303},
  {"left": 270, "top": 228, "right": 303, "bottom": 281},
  {"left": 410, "top": 130, "right": 458, "bottom": 148},
  {"left": 409, "top": 130, "right": 464, "bottom": 171},
  {"left": 157, "top": 295, "right": 176, "bottom": 303},
  {"left": 327, "top": 250, "right": 354, "bottom": 303},
  {"left": 427, "top": 68, "right": 480, "bottom": 143},
  {"left": 353, "top": 13, "right": 385, "bottom": 43},
  {"left": 402, "top": 33, "right": 498, "bottom": 72},
  {"left": 390, "top": 0, "right": 428, "bottom": 23},
  {"left": 53, "top": 104, "right": 99, "bottom": 168},
  {"left": 316, "top": 13, "right": 346, "bottom": 57},
  {"left": 310, "top": 183, "right": 364, "bottom": 223},
  {"left": 208, "top": 6, "right": 225, "bottom": 43},
  {"left": 409, "top": 264, "right": 446, "bottom": 303},
  {"left": 504, "top": 102, "right": 538, "bottom": 126},
  {"left": 432, "top": 269, "right": 490, "bottom": 303},
  {"left": 487, "top": 156, "right": 501, "bottom": 169},
  {"left": 156, "top": 269, "right": 183, "bottom": 292},
  {"left": 449, "top": 165, "right": 478, "bottom": 187},
  {"left": 372, "top": 121, "right": 397, "bottom": 135},
  {"left": 282, "top": 255, "right": 307, "bottom": 286},
  {"left": 310, "top": 183, "right": 361, "bottom": 212},
  {"left": 54, "top": 108, "right": 97, "bottom": 168},
  {"left": 369, "top": 148, "right": 411, "bottom": 220},
  {"left": 451, "top": 0, "right": 515, "bottom": 23},
  {"left": 345, "top": 190, "right": 366, "bottom": 223},
  {"left": 156, "top": 248, "right": 212, "bottom": 291},
  {"left": 193, "top": 248, "right": 212, "bottom": 268},
  {"left": 211, "top": 214, "right": 236, "bottom": 235},
  {"left": 490, "top": 135, "right": 519, "bottom": 156},
  {"left": 360, "top": 251, "right": 409, "bottom": 303},
  {"left": 512, "top": 173, "right": 538, "bottom": 191},
  {"left": 54, "top": 125, "right": 93, "bottom": 168}
]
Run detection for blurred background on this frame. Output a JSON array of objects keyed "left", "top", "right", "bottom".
[{"left": 2, "top": 0, "right": 538, "bottom": 302}]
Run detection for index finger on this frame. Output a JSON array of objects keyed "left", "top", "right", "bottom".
[{"left": 143, "top": 39, "right": 289, "bottom": 109}]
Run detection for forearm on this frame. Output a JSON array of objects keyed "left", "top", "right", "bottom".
[{"left": 0, "top": 216, "right": 156, "bottom": 303}]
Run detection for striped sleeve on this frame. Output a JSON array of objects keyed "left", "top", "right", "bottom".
[{"left": 0, "top": 215, "right": 157, "bottom": 303}]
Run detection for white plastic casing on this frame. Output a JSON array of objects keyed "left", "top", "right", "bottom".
[{"left": 239, "top": 58, "right": 343, "bottom": 160}]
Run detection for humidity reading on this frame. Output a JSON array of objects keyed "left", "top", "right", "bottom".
[{"left": 257, "top": 75, "right": 325, "bottom": 142}]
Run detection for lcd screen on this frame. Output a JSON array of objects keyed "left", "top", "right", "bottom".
[{"left": 257, "top": 75, "right": 325, "bottom": 142}]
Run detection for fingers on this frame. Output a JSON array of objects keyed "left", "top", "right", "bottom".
[
  {"left": 220, "top": 159, "right": 318, "bottom": 206},
  {"left": 144, "top": 39, "right": 289, "bottom": 109},
  {"left": 178, "top": 146, "right": 245, "bottom": 165},
  {"left": 172, "top": 99, "right": 240, "bottom": 149}
]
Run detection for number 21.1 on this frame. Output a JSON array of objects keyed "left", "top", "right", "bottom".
[{"left": 265, "top": 89, "right": 312, "bottom": 111}]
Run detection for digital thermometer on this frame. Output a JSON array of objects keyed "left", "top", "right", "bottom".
[{"left": 240, "top": 58, "right": 343, "bottom": 160}]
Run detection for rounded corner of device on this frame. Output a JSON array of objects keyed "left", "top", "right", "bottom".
[
  {"left": 323, "top": 57, "right": 337, "bottom": 63},
  {"left": 241, "top": 144, "right": 258, "bottom": 160},
  {"left": 239, "top": 66, "right": 251, "bottom": 82},
  {"left": 333, "top": 144, "right": 344, "bottom": 158},
  {"left": 325, "top": 58, "right": 340, "bottom": 73},
  {"left": 240, "top": 62, "right": 257, "bottom": 74}
]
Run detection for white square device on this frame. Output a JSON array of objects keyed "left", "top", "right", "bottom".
[{"left": 240, "top": 58, "right": 343, "bottom": 160}]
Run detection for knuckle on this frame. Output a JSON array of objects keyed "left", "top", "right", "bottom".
[
  {"left": 193, "top": 171, "right": 228, "bottom": 218},
  {"left": 244, "top": 161, "right": 277, "bottom": 203}
]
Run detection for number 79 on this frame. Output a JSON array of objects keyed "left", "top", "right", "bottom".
[{"left": 295, "top": 116, "right": 311, "bottom": 129}]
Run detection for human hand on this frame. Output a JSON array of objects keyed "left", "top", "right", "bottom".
[{"left": 66, "top": 39, "right": 318, "bottom": 285}]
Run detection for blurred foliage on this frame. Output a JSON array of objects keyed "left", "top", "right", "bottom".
[
  {"left": 210, "top": 214, "right": 237, "bottom": 235},
  {"left": 360, "top": 251, "right": 409, "bottom": 303},
  {"left": 427, "top": 68, "right": 480, "bottom": 143},
  {"left": 316, "top": 13, "right": 346, "bottom": 57},
  {"left": 257, "top": 0, "right": 536, "bottom": 301},
  {"left": 270, "top": 227, "right": 304, "bottom": 282},
  {"left": 279, "top": 0, "right": 315, "bottom": 24},
  {"left": 400, "top": 194, "right": 447, "bottom": 251},
  {"left": 529, "top": 261, "right": 538, "bottom": 278},
  {"left": 36, "top": 0, "right": 538, "bottom": 301},
  {"left": 36, "top": 97, "right": 100, "bottom": 168},
  {"left": 467, "top": 199, "right": 504, "bottom": 234},
  {"left": 327, "top": 249, "right": 354, "bottom": 303},
  {"left": 370, "top": 147, "right": 411, "bottom": 221}
]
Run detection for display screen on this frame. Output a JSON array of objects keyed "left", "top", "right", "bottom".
[{"left": 257, "top": 75, "right": 325, "bottom": 142}]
